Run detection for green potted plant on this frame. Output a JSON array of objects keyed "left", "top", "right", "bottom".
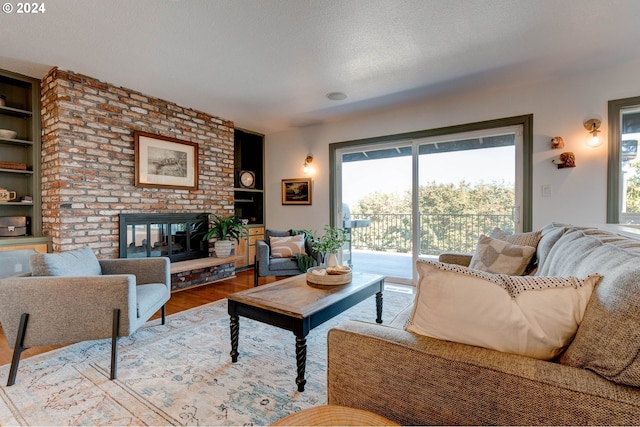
[
  {"left": 312, "top": 225, "right": 349, "bottom": 267},
  {"left": 200, "top": 214, "right": 247, "bottom": 258}
]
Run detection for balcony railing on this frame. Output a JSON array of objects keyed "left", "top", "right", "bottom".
[{"left": 349, "top": 212, "right": 514, "bottom": 255}]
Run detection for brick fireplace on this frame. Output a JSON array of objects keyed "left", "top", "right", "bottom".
[
  {"left": 119, "top": 212, "right": 208, "bottom": 262},
  {"left": 40, "top": 68, "right": 235, "bottom": 259}
]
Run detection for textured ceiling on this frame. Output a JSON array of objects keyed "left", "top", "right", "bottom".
[{"left": 2, "top": 0, "right": 640, "bottom": 133}]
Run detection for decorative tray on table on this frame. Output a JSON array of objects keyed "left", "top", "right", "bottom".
[{"left": 306, "top": 266, "right": 352, "bottom": 285}]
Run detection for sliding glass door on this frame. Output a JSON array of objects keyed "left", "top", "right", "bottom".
[
  {"left": 416, "top": 127, "right": 522, "bottom": 259},
  {"left": 339, "top": 142, "right": 414, "bottom": 281},
  {"left": 333, "top": 118, "right": 529, "bottom": 284}
]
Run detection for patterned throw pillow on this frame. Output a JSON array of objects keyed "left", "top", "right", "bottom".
[
  {"left": 489, "top": 228, "right": 543, "bottom": 274},
  {"left": 468, "top": 235, "right": 536, "bottom": 275},
  {"left": 405, "top": 260, "right": 601, "bottom": 360},
  {"left": 489, "top": 227, "right": 542, "bottom": 247},
  {"left": 269, "top": 234, "right": 305, "bottom": 258}
]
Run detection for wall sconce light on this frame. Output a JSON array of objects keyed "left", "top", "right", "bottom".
[
  {"left": 584, "top": 118, "right": 602, "bottom": 147},
  {"left": 303, "top": 155, "right": 313, "bottom": 173}
]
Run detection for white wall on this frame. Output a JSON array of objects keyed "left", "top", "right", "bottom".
[{"left": 264, "top": 59, "right": 640, "bottom": 233}]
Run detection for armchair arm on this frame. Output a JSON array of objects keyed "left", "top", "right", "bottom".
[
  {"left": 304, "top": 239, "right": 322, "bottom": 265},
  {"left": 0, "top": 275, "right": 137, "bottom": 348},
  {"left": 438, "top": 252, "right": 472, "bottom": 266},
  {"left": 99, "top": 257, "right": 170, "bottom": 288},
  {"left": 255, "top": 240, "right": 271, "bottom": 275}
]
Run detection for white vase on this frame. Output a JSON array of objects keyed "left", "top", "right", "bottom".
[
  {"left": 326, "top": 252, "right": 339, "bottom": 267},
  {"left": 214, "top": 240, "right": 234, "bottom": 258}
]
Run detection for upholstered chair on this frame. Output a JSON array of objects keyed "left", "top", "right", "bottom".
[
  {"left": 0, "top": 246, "right": 171, "bottom": 386},
  {"left": 254, "top": 229, "right": 321, "bottom": 286}
]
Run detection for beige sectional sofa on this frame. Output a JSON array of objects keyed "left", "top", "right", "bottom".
[{"left": 327, "top": 224, "right": 640, "bottom": 425}]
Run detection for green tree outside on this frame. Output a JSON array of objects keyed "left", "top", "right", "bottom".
[{"left": 350, "top": 181, "right": 515, "bottom": 254}]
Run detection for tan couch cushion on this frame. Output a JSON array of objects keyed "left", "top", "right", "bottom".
[{"left": 406, "top": 260, "right": 598, "bottom": 360}]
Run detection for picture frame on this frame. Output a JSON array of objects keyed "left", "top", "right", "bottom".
[
  {"left": 134, "top": 131, "right": 199, "bottom": 190},
  {"left": 281, "top": 178, "right": 312, "bottom": 205}
]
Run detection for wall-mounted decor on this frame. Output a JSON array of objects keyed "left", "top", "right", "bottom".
[
  {"left": 550, "top": 136, "right": 565, "bottom": 149},
  {"left": 552, "top": 151, "right": 576, "bottom": 169},
  {"left": 238, "top": 170, "right": 256, "bottom": 188},
  {"left": 135, "top": 131, "right": 199, "bottom": 190},
  {"left": 282, "top": 178, "right": 312, "bottom": 205}
]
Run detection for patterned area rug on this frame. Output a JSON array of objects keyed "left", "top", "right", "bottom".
[{"left": 0, "top": 287, "right": 413, "bottom": 426}]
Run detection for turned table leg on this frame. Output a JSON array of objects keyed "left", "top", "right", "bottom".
[
  {"left": 230, "top": 315, "right": 239, "bottom": 362},
  {"left": 295, "top": 335, "right": 307, "bottom": 392}
]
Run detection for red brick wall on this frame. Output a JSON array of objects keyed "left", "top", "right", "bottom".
[{"left": 40, "top": 68, "right": 234, "bottom": 257}]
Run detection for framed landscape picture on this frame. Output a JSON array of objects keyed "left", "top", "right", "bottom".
[
  {"left": 282, "top": 178, "right": 312, "bottom": 205},
  {"left": 135, "top": 131, "right": 199, "bottom": 190}
]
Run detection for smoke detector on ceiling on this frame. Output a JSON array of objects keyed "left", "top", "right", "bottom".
[{"left": 326, "top": 92, "right": 347, "bottom": 101}]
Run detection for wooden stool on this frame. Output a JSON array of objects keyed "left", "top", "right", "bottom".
[{"left": 272, "top": 404, "right": 399, "bottom": 426}]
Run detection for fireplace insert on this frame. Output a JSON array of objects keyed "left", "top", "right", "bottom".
[{"left": 119, "top": 213, "right": 209, "bottom": 262}]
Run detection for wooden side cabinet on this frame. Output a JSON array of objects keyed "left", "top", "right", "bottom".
[
  {"left": 0, "top": 236, "right": 50, "bottom": 278},
  {"left": 0, "top": 236, "right": 50, "bottom": 253},
  {"left": 248, "top": 227, "right": 263, "bottom": 267},
  {"left": 235, "top": 235, "right": 248, "bottom": 269},
  {"left": 235, "top": 226, "right": 264, "bottom": 269}
]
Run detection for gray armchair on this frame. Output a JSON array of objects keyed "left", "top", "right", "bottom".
[
  {"left": 0, "top": 246, "right": 171, "bottom": 386},
  {"left": 254, "top": 229, "right": 320, "bottom": 286}
]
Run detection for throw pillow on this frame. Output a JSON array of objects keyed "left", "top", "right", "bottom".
[
  {"left": 468, "top": 235, "right": 536, "bottom": 275},
  {"left": 489, "top": 227, "right": 542, "bottom": 248},
  {"left": 29, "top": 246, "right": 102, "bottom": 276},
  {"left": 489, "top": 228, "right": 543, "bottom": 274},
  {"left": 406, "top": 260, "right": 600, "bottom": 360},
  {"left": 270, "top": 234, "right": 305, "bottom": 258}
]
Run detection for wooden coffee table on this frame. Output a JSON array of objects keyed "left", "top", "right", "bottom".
[{"left": 227, "top": 271, "right": 385, "bottom": 391}]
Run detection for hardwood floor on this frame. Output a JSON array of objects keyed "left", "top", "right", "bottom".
[{"left": 0, "top": 269, "right": 278, "bottom": 366}]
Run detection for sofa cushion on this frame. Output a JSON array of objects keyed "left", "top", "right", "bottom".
[
  {"left": 270, "top": 234, "right": 305, "bottom": 258},
  {"left": 468, "top": 235, "right": 536, "bottom": 275},
  {"left": 30, "top": 246, "right": 102, "bottom": 277},
  {"left": 535, "top": 223, "right": 569, "bottom": 273},
  {"left": 136, "top": 283, "right": 168, "bottom": 319},
  {"left": 406, "top": 260, "right": 599, "bottom": 360},
  {"left": 268, "top": 257, "right": 300, "bottom": 271},
  {"left": 550, "top": 228, "right": 640, "bottom": 387}
]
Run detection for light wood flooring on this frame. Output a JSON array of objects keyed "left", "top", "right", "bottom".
[{"left": 0, "top": 269, "right": 278, "bottom": 366}]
